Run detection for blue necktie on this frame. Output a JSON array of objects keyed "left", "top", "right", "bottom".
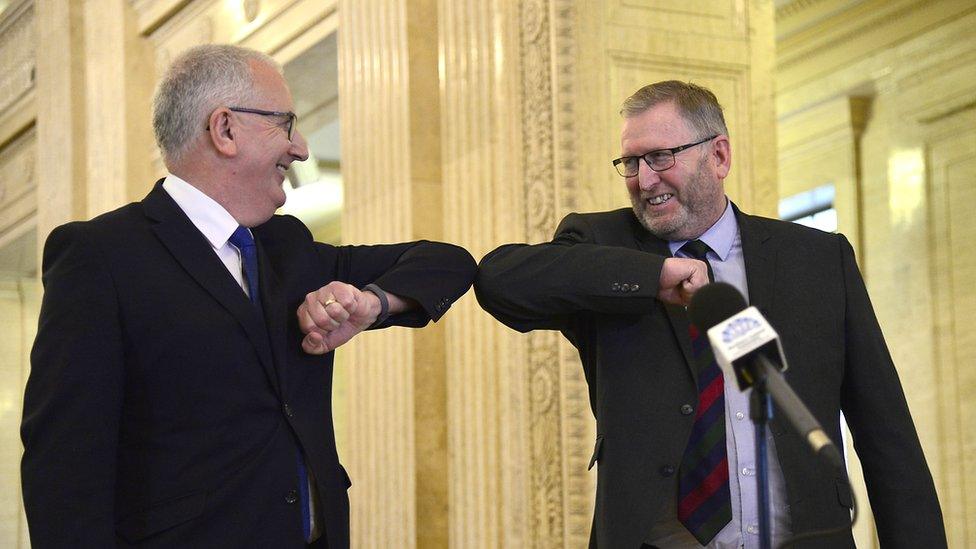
[
  {"left": 229, "top": 226, "right": 313, "bottom": 541},
  {"left": 229, "top": 226, "right": 262, "bottom": 312}
]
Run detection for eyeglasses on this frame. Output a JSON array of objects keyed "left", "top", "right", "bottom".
[
  {"left": 228, "top": 107, "right": 298, "bottom": 141},
  {"left": 612, "top": 135, "right": 718, "bottom": 177}
]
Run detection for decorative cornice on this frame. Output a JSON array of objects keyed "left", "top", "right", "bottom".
[
  {"left": 0, "top": 126, "right": 36, "bottom": 240},
  {"left": 129, "top": 0, "right": 192, "bottom": 36},
  {"left": 0, "top": 2, "right": 34, "bottom": 116},
  {"left": 775, "top": 0, "right": 834, "bottom": 21}
]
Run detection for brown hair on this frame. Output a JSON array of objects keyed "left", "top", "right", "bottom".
[{"left": 620, "top": 80, "right": 728, "bottom": 138}]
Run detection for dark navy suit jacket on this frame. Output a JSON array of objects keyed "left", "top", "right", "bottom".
[
  {"left": 475, "top": 205, "right": 944, "bottom": 548},
  {"left": 22, "top": 182, "right": 477, "bottom": 548}
]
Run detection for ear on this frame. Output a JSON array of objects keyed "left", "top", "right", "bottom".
[
  {"left": 207, "top": 108, "right": 238, "bottom": 157},
  {"left": 711, "top": 135, "right": 731, "bottom": 180}
]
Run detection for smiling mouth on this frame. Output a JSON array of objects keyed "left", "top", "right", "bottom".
[{"left": 646, "top": 193, "right": 673, "bottom": 206}]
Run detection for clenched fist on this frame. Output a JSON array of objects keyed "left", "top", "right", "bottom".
[
  {"left": 657, "top": 257, "right": 710, "bottom": 307},
  {"left": 297, "top": 281, "right": 382, "bottom": 355}
]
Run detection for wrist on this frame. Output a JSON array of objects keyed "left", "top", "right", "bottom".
[{"left": 362, "top": 283, "right": 390, "bottom": 328}]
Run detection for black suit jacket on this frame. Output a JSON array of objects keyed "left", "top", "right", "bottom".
[
  {"left": 475, "top": 205, "right": 944, "bottom": 548},
  {"left": 21, "top": 182, "right": 477, "bottom": 548}
]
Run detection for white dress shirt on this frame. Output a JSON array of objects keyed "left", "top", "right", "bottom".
[{"left": 161, "top": 174, "right": 250, "bottom": 298}]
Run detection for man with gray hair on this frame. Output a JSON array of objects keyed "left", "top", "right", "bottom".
[
  {"left": 475, "top": 80, "right": 944, "bottom": 547},
  {"left": 22, "top": 44, "right": 476, "bottom": 548}
]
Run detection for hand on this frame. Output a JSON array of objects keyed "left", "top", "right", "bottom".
[
  {"left": 297, "top": 281, "right": 382, "bottom": 355},
  {"left": 657, "top": 257, "right": 710, "bottom": 307}
]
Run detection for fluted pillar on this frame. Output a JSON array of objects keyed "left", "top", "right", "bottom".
[{"left": 338, "top": 0, "right": 444, "bottom": 546}]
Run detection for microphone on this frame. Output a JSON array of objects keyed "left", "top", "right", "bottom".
[{"left": 688, "top": 283, "right": 845, "bottom": 471}]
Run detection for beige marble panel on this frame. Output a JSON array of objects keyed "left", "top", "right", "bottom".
[
  {"left": 338, "top": 1, "right": 418, "bottom": 546},
  {"left": 0, "top": 283, "right": 24, "bottom": 549},
  {"left": 82, "top": 0, "right": 156, "bottom": 213},
  {"left": 777, "top": 95, "right": 876, "bottom": 545},
  {"left": 0, "top": 128, "right": 36, "bottom": 243},
  {"left": 776, "top": 0, "right": 976, "bottom": 117},
  {"left": 0, "top": 1, "right": 34, "bottom": 117},
  {"left": 439, "top": 1, "right": 529, "bottom": 547},
  {"left": 927, "top": 113, "right": 976, "bottom": 549},
  {"left": 0, "top": 277, "right": 39, "bottom": 548},
  {"left": 776, "top": 1, "right": 976, "bottom": 544},
  {"left": 607, "top": 0, "right": 747, "bottom": 38},
  {"left": 778, "top": 95, "right": 866, "bottom": 259},
  {"left": 34, "top": 0, "right": 88, "bottom": 243}
]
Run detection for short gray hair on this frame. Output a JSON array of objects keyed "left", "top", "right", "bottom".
[
  {"left": 152, "top": 44, "right": 281, "bottom": 165},
  {"left": 620, "top": 80, "right": 728, "bottom": 139}
]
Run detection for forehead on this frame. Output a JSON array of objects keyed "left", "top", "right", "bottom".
[
  {"left": 248, "top": 59, "right": 294, "bottom": 108},
  {"left": 620, "top": 101, "right": 694, "bottom": 152}
]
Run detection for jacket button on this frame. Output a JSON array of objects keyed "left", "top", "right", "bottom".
[
  {"left": 285, "top": 490, "right": 298, "bottom": 504},
  {"left": 611, "top": 283, "right": 620, "bottom": 291},
  {"left": 631, "top": 284, "right": 640, "bottom": 292},
  {"left": 621, "top": 283, "right": 630, "bottom": 291},
  {"left": 660, "top": 465, "right": 675, "bottom": 477},
  {"left": 283, "top": 403, "right": 294, "bottom": 418},
  {"left": 680, "top": 404, "right": 694, "bottom": 415}
]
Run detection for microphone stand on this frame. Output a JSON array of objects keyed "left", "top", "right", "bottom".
[{"left": 750, "top": 377, "right": 773, "bottom": 549}]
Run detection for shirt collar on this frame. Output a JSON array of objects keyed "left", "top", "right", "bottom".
[
  {"left": 668, "top": 198, "right": 737, "bottom": 260},
  {"left": 161, "top": 174, "right": 241, "bottom": 250}
]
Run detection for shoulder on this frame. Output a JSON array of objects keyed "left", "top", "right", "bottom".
[
  {"left": 252, "top": 214, "right": 314, "bottom": 248},
  {"left": 737, "top": 209, "right": 850, "bottom": 260},
  {"left": 46, "top": 202, "right": 146, "bottom": 247}
]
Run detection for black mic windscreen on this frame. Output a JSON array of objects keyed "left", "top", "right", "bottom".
[{"left": 688, "top": 282, "right": 748, "bottom": 332}]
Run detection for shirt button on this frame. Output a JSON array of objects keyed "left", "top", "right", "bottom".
[
  {"left": 660, "top": 465, "right": 675, "bottom": 477},
  {"left": 741, "top": 467, "right": 755, "bottom": 476},
  {"left": 680, "top": 404, "right": 694, "bottom": 415},
  {"left": 746, "top": 525, "right": 759, "bottom": 535},
  {"left": 283, "top": 403, "right": 295, "bottom": 418},
  {"left": 284, "top": 490, "right": 298, "bottom": 504},
  {"left": 735, "top": 411, "right": 745, "bottom": 420}
]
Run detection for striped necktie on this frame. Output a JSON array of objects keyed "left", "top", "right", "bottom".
[
  {"left": 229, "top": 226, "right": 315, "bottom": 542},
  {"left": 676, "top": 239, "right": 732, "bottom": 544}
]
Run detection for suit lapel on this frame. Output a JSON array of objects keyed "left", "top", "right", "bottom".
[
  {"left": 255, "top": 235, "right": 290, "bottom": 396},
  {"left": 632, "top": 218, "right": 697, "bottom": 382},
  {"left": 735, "top": 205, "right": 787, "bottom": 436},
  {"left": 734, "top": 204, "right": 776, "bottom": 314},
  {"left": 142, "top": 182, "right": 281, "bottom": 395}
]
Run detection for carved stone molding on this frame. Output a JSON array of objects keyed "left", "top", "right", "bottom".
[
  {"left": 0, "top": 126, "right": 36, "bottom": 241},
  {"left": 548, "top": 0, "right": 595, "bottom": 545},
  {"left": 0, "top": 2, "right": 35, "bottom": 116},
  {"left": 243, "top": 0, "right": 261, "bottom": 23},
  {"left": 775, "top": 0, "right": 834, "bottom": 21},
  {"left": 518, "top": 0, "right": 566, "bottom": 545}
]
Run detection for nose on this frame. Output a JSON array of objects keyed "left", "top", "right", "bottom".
[
  {"left": 290, "top": 129, "right": 310, "bottom": 162},
  {"left": 636, "top": 159, "right": 660, "bottom": 191}
]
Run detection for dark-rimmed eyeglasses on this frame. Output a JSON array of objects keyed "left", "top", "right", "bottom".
[
  {"left": 227, "top": 107, "right": 298, "bottom": 141},
  {"left": 612, "top": 135, "right": 718, "bottom": 177}
]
